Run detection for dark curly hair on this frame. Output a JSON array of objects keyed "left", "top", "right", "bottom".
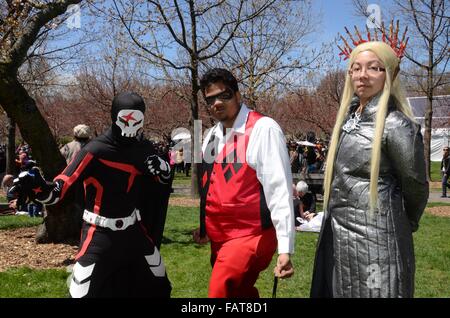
[{"left": 199, "top": 68, "right": 239, "bottom": 95}]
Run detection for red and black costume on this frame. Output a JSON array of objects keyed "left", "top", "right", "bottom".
[
  {"left": 13, "top": 92, "right": 172, "bottom": 297},
  {"left": 59, "top": 129, "right": 171, "bottom": 297}
]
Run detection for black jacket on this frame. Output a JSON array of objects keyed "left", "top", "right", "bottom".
[{"left": 441, "top": 156, "right": 450, "bottom": 175}]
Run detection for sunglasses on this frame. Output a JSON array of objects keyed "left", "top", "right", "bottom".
[{"left": 204, "top": 89, "right": 234, "bottom": 106}]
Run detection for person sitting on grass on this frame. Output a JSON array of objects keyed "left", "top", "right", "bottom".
[{"left": 295, "top": 181, "right": 317, "bottom": 225}]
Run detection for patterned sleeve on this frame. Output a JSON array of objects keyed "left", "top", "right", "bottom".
[
  {"left": 385, "top": 112, "right": 429, "bottom": 232},
  {"left": 38, "top": 147, "right": 94, "bottom": 205}
]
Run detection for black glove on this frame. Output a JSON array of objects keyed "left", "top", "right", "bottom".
[{"left": 145, "top": 155, "right": 171, "bottom": 179}]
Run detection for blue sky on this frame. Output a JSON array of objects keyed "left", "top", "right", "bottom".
[
  {"left": 315, "top": 0, "right": 364, "bottom": 43},
  {"left": 73, "top": 0, "right": 392, "bottom": 53},
  {"left": 314, "top": 0, "right": 395, "bottom": 54},
  {"left": 51, "top": 0, "right": 398, "bottom": 79},
  {"left": 317, "top": 0, "right": 395, "bottom": 37}
]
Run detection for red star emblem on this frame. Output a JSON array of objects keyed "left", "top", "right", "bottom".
[
  {"left": 33, "top": 187, "right": 42, "bottom": 194},
  {"left": 121, "top": 112, "right": 136, "bottom": 123}
]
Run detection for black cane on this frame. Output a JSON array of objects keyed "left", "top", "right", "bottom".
[{"left": 272, "top": 276, "right": 278, "bottom": 298}]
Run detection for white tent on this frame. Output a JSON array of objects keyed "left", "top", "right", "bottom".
[
  {"left": 171, "top": 128, "right": 191, "bottom": 141},
  {"left": 297, "top": 140, "right": 316, "bottom": 147},
  {"left": 427, "top": 128, "right": 450, "bottom": 161},
  {"left": 172, "top": 132, "right": 191, "bottom": 140},
  {"left": 408, "top": 95, "right": 450, "bottom": 162}
]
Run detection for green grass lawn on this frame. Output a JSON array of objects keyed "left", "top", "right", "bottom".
[
  {"left": 0, "top": 202, "right": 449, "bottom": 298},
  {"left": 172, "top": 172, "right": 193, "bottom": 187},
  {"left": 414, "top": 210, "right": 450, "bottom": 297},
  {"left": 0, "top": 267, "right": 69, "bottom": 298},
  {"left": 0, "top": 215, "right": 43, "bottom": 230},
  {"left": 431, "top": 161, "right": 441, "bottom": 182}
]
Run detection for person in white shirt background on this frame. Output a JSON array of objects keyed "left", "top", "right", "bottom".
[{"left": 193, "top": 68, "right": 295, "bottom": 297}]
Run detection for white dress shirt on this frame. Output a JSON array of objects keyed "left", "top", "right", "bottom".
[{"left": 202, "top": 104, "right": 295, "bottom": 254}]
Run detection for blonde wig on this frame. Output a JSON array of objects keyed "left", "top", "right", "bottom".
[{"left": 323, "top": 41, "right": 415, "bottom": 214}]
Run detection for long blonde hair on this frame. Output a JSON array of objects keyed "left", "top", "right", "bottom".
[{"left": 323, "top": 41, "right": 415, "bottom": 214}]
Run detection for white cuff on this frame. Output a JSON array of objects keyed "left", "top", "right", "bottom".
[{"left": 277, "top": 235, "right": 294, "bottom": 255}]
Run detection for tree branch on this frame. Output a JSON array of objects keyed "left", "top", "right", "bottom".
[{"left": 8, "top": 0, "right": 82, "bottom": 72}]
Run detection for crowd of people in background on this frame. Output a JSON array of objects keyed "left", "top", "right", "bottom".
[
  {"left": 1, "top": 128, "right": 327, "bottom": 219},
  {"left": 1, "top": 141, "right": 43, "bottom": 217},
  {"left": 152, "top": 141, "right": 191, "bottom": 178},
  {"left": 155, "top": 134, "right": 327, "bottom": 180},
  {"left": 288, "top": 137, "right": 328, "bottom": 174},
  {"left": 0, "top": 126, "right": 95, "bottom": 217}
]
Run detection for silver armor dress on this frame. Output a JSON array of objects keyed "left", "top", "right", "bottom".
[{"left": 311, "top": 95, "right": 429, "bottom": 298}]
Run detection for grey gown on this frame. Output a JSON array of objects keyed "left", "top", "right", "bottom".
[{"left": 310, "top": 95, "right": 429, "bottom": 298}]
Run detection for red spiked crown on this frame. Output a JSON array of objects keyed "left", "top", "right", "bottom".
[{"left": 337, "top": 20, "right": 409, "bottom": 60}]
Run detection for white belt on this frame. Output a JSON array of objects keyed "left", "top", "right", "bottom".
[{"left": 83, "top": 209, "right": 141, "bottom": 231}]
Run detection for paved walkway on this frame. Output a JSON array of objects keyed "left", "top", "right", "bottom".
[
  {"left": 429, "top": 191, "right": 450, "bottom": 203},
  {"left": 172, "top": 185, "right": 191, "bottom": 196}
]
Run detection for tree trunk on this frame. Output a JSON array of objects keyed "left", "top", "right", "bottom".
[
  {"left": 6, "top": 116, "right": 16, "bottom": 175},
  {"left": 423, "top": 95, "right": 432, "bottom": 181},
  {"left": 189, "top": 2, "right": 200, "bottom": 199},
  {"left": 423, "top": 1, "right": 436, "bottom": 182},
  {"left": 36, "top": 188, "right": 83, "bottom": 244},
  {"left": 190, "top": 67, "right": 200, "bottom": 199},
  {"left": 0, "top": 75, "right": 82, "bottom": 243}
]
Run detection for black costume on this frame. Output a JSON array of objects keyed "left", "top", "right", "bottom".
[{"left": 11, "top": 92, "right": 172, "bottom": 297}]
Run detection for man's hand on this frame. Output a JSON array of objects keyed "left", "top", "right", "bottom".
[
  {"left": 145, "top": 155, "right": 171, "bottom": 177},
  {"left": 192, "top": 227, "right": 210, "bottom": 244},
  {"left": 274, "top": 253, "right": 294, "bottom": 279}
]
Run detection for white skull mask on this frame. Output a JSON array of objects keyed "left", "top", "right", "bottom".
[{"left": 115, "top": 109, "right": 144, "bottom": 137}]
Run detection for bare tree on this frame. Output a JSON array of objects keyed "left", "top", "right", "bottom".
[
  {"left": 75, "top": 29, "right": 145, "bottom": 134},
  {"left": 143, "top": 85, "right": 191, "bottom": 141},
  {"left": 353, "top": 0, "right": 449, "bottom": 181},
  {"left": 276, "top": 76, "right": 342, "bottom": 138},
  {"left": 0, "top": 0, "right": 85, "bottom": 243},
  {"left": 211, "top": 0, "right": 324, "bottom": 110},
  {"left": 308, "top": 68, "right": 345, "bottom": 134},
  {"left": 75, "top": 27, "right": 192, "bottom": 139},
  {"left": 109, "top": 0, "right": 279, "bottom": 197}
]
